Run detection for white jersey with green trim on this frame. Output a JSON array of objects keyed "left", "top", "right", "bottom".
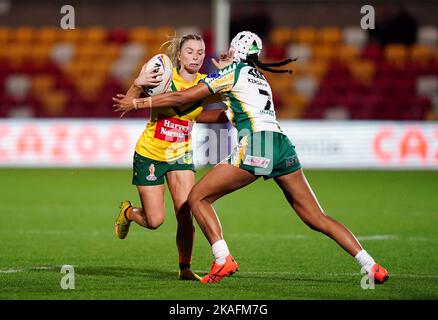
[{"left": 201, "top": 62, "right": 282, "bottom": 134}]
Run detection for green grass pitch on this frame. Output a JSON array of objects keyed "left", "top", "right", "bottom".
[{"left": 1, "top": 168, "right": 437, "bottom": 299}]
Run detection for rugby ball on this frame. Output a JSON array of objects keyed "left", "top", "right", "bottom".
[{"left": 140, "top": 54, "right": 173, "bottom": 96}]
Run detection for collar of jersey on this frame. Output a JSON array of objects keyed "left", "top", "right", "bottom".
[{"left": 172, "top": 67, "right": 204, "bottom": 88}]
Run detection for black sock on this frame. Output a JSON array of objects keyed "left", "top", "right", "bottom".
[
  {"left": 123, "top": 206, "right": 132, "bottom": 222},
  {"left": 179, "top": 263, "right": 191, "bottom": 271}
]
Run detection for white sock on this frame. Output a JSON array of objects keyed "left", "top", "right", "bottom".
[
  {"left": 355, "top": 250, "right": 376, "bottom": 273},
  {"left": 211, "top": 239, "right": 230, "bottom": 265}
]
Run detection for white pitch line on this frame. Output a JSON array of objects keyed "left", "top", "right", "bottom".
[
  {"left": 0, "top": 269, "right": 24, "bottom": 273},
  {"left": 357, "top": 235, "right": 399, "bottom": 241},
  {"left": 12, "top": 229, "right": 438, "bottom": 242},
  {"left": 0, "top": 266, "right": 58, "bottom": 274}
]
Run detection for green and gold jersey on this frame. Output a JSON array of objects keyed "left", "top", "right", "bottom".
[{"left": 135, "top": 68, "right": 206, "bottom": 162}]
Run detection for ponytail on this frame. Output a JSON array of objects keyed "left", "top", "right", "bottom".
[{"left": 246, "top": 54, "right": 297, "bottom": 74}]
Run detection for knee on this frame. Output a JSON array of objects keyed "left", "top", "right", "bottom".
[
  {"left": 187, "top": 189, "right": 201, "bottom": 209},
  {"left": 146, "top": 220, "right": 164, "bottom": 230},
  {"left": 145, "top": 216, "right": 164, "bottom": 230}
]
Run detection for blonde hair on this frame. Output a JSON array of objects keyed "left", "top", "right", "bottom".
[{"left": 161, "top": 34, "right": 204, "bottom": 70}]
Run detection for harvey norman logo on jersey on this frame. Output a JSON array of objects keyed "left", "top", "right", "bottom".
[{"left": 154, "top": 118, "right": 191, "bottom": 143}]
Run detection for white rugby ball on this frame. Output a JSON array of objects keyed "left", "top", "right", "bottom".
[{"left": 140, "top": 54, "right": 173, "bottom": 96}]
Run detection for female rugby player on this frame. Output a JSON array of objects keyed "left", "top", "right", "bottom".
[
  {"left": 113, "top": 34, "right": 227, "bottom": 281},
  {"left": 113, "top": 31, "right": 389, "bottom": 285}
]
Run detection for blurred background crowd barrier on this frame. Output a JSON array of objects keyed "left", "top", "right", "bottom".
[{"left": 0, "top": 0, "right": 437, "bottom": 168}]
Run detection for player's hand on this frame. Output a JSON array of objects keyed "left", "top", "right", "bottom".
[
  {"left": 212, "top": 48, "right": 235, "bottom": 69},
  {"left": 134, "top": 67, "right": 163, "bottom": 87},
  {"left": 112, "top": 94, "right": 135, "bottom": 118}
]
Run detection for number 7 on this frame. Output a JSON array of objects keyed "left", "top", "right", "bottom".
[{"left": 258, "top": 89, "right": 272, "bottom": 111}]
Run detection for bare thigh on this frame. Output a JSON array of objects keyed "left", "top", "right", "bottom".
[
  {"left": 166, "top": 170, "right": 195, "bottom": 212},
  {"left": 274, "top": 169, "right": 326, "bottom": 227},
  {"left": 136, "top": 184, "right": 166, "bottom": 228},
  {"left": 189, "top": 163, "right": 258, "bottom": 204}
]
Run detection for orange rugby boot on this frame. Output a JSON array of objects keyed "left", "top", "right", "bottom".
[
  {"left": 371, "top": 264, "right": 389, "bottom": 284},
  {"left": 201, "top": 255, "right": 239, "bottom": 284}
]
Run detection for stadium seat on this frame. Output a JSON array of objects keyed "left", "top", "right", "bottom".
[
  {"left": 277, "top": 93, "right": 309, "bottom": 118},
  {"left": 401, "top": 96, "right": 431, "bottom": 120},
  {"left": 374, "top": 61, "right": 400, "bottom": 79},
  {"left": 293, "top": 75, "right": 319, "bottom": 98},
  {"left": 337, "top": 45, "right": 360, "bottom": 62},
  {"left": 129, "top": 27, "right": 154, "bottom": 43},
  {"left": 431, "top": 93, "right": 438, "bottom": 111},
  {"left": 342, "top": 26, "right": 367, "bottom": 49},
  {"left": 29, "top": 44, "right": 51, "bottom": 64},
  {"left": 50, "top": 43, "right": 75, "bottom": 66},
  {"left": 59, "top": 28, "right": 82, "bottom": 43},
  {"left": 31, "top": 75, "right": 56, "bottom": 96},
  {"left": 434, "top": 47, "right": 438, "bottom": 62},
  {"left": 39, "top": 91, "right": 68, "bottom": 117},
  {"left": 348, "top": 60, "right": 375, "bottom": 85},
  {"left": 111, "top": 59, "right": 141, "bottom": 82},
  {"left": 324, "top": 62, "right": 351, "bottom": 79},
  {"left": 4, "top": 44, "right": 28, "bottom": 62},
  {"left": 416, "top": 76, "right": 438, "bottom": 98},
  {"left": 417, "top": 26, "right": 438, "bottom": 46},
  {"left": 295, "top": 27, "right": 317, "bottom": 44},
  {"left": 362, "top": 44, "right": 382, "bottom": 62},
  {"left": 83, "top": 27, "right": 107, "bottom": 43},
  {"left": 270, "top": 27, "right": 294, "bottom": 47},
  {"left": 14, "top": 27, "right": 35, "bottom": 43},
  {"left": 410, "top": 45, "right": 434, "bottom": 64},
  {"left": 5, "top": 74, "right": 31, "bottom": 100},
  {"left": 324, "top": 106, "right": 350, "bottom": 120},
  {"left": 103, "top": 43, "right": 121, "bottom": 60},
  {"left": 153, "top": 26, "right": 177, "bottom": 44},
  {"left": 0, "top": 27, "right": 11, "bottom": 43},
  {"left": 319, "top": 27, "right": 342, "bottom": 45},
  {"left": 34, "top": 27, "right": 59, "bottom": 44},
  {"left": 264, "top": 44, "right": 286, "bottom": 60},
  {"left": 75, "top": 43, "right": 102, "bottom": 60},
  {"left": 426, "top": 110, "right": 438, "bottom": 120},
  {"left": 121, "top": 42, "right": 146, "bottom": 61},
  {"left": 264, "top": 71, "right": 293, "bottom": 96},
  {"left": 286, "top": 43, "right": 311, "bottom": 63},
  {"left": 107, "top": 29, "right": 128, "bottom": 44},
  {"left": 384, "top": 45, "right": 408, "bottom": 65},
  {"left": 292, "top": 61, "right": 328, "bottom": 79},
  {"left": 312, "top": 45, "right": 337, "bottom": 62}
]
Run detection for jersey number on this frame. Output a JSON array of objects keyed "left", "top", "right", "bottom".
[{"left": 258, "top": 89, "right": 272, "bottom": 111}]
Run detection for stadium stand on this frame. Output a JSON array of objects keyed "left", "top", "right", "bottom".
[{"left": 0, "top": 25, "right": 438, "bottom": 120}]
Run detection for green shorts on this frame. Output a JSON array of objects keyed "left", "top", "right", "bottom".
[
  {"left": 223, "top": 131, "right": 301, "bottom": 179},
  {"left": 132, "top": 152, "right": 195, "bottom": 186}
]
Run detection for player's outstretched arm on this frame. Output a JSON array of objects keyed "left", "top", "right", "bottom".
[
  {"left": 112, "top": 83, "right": 212, "bottom": 118},
  {"left": 124, "top": 84, "right": 142, "bottom": 99},
  {"left": 196, "top": 108, "right": 229, "bottom": 123}
]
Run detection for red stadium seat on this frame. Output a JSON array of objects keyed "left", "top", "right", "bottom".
[{"left": 362, "top": 44, "right": 382, "bottom": 62}]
